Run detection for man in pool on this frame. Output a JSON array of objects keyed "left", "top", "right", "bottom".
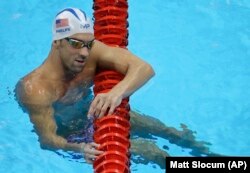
[{"left": 15, "top": 7, "right": 216, "bottom": 169}]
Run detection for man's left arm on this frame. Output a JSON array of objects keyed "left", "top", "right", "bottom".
[{"left": 88, "top": 40, "right": 155, "bottom": 118}]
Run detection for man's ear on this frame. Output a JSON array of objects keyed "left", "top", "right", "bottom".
[{"left": 52, "top": 40, "right": 61, "bottom": 48}]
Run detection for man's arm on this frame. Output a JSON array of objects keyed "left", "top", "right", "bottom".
[
  {"left": 29, "top": 103, "right": 82, "bottom": 152},
  {"left": 16, "top": 80, "right": 82, "bottom": 152},
  {"left": 15, "top": 80, "right": 103, "bottom": 163},
  {"left": 88, "top": 40, "right": 155, "bottom": 118}
]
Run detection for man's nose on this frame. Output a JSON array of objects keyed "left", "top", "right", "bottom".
[{"left": 79, "top": 47, "right": 89, "bottom": 57}]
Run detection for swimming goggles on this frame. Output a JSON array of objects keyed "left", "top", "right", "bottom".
[{"left": 64, "top": 37, "right": 95, "bottom": 49}]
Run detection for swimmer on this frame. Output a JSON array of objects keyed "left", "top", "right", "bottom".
[
  {"left": 15, "top": 6, "right": 154, "bottom": 164},
  {"left": 15, "top": 7, "right": 217, "bottom": 169}
]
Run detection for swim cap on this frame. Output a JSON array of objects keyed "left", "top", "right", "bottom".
[{"left": 52, "top": 7, "right": 94, "bottom": 40}]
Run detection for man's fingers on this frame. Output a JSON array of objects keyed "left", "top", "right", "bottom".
[
  {"left": 88, "top": 94, "right": 105, "bottom": 118},
  {"left": 84, "top": 146, "right": 104, "bottom": 164},
  {"left": 94, "top": 99, "right": 105, "bottom": 117},
  {"left": 87, "top": 106, "right": 94, "bottom": 118},
  {"left": 88, "top": 148, "right": 104, "bottom": 155},
  {"left": 90, "top": 142, "right": 100, "bottom": 148},
  {"left": 84, "top": 155, "right": 94, "bottom": 164},
  {"left": 90, "top": 149, "right": 104, "bottom": 155},
  {"left": 87, "top": 143, "right": 104, "bottom": 155},
  {"left": 108, "top": 103, "right": 116, "bottom": 115},
  {"left": 85, "top": 153, "right": 98, "bottom": 159},
  {"left": 87, "top": 98, "right": 99, "bottom": 118},
  {"left": 99, "top": 101, "right": 110, "bottom": 118},
  {"left": 88, "top": 93, "right": 122, "bottom": 118},
  {"left": 85, "top": 159, "right": 93, "bottom": 164}
]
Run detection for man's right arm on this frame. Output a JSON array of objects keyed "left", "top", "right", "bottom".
[
  {"left": 15, "top": 79, "right": 103, "bottom": 163},
  {"left": 29, "top": 103, "right": 82, "bottom": 152},
  {"left": 16, "top": 80, "right": 83, "bottom": 152}
]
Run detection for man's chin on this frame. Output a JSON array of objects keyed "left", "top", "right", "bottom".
[{"left": 72, "top": 67, "right": 84, "bottom": 74}]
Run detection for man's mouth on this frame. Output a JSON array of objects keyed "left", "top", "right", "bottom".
[{"left": 75, "top": 59, "right": 84, "bottom": 63}]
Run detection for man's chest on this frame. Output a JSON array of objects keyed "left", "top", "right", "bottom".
[{"left": 58, "top": 80, "right": 92, "bottom": 105}]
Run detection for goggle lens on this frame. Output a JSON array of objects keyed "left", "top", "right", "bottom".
[{"left": 65, "top": 38, "right": 94, "bottom": 49}]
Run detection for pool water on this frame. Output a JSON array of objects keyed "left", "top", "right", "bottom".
[{"left": 0, "top": 0, "right": 250, "bottom": 173}]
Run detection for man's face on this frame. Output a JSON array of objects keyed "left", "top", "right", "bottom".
[{"left": 58, "top": 33, "right": 95, "bottom": 74}]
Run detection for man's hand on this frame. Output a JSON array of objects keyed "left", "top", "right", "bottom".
[
  {"left": 81, "top": 142, "right": 104, "bottom": 164},
  {"left": 87, "top": 92, "right": 122, "bottom": 119}
]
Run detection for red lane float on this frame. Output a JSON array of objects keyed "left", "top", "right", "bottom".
[{"left": 92, "top": 0, "right": 130, "bottom": 173}]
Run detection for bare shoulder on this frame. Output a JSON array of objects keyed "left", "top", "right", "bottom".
[{"left": 15, "top": 73, "right": 54, "bottom": 110}]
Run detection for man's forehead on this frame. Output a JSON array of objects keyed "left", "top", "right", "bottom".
[{"left": 70, "top": 33, "right": 95, "bottom": 41}]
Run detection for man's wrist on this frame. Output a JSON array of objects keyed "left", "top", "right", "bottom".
[{"left": 80, "top": 142, "right": 86, "bottom": 152}]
